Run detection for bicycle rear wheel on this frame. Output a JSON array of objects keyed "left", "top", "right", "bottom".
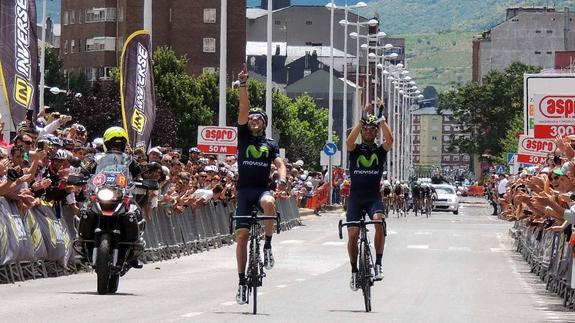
[
  {"left": 358, "top": 239, "right": 372, "bottom": 312},
  {"left": 249, "top": 237, "right": 259, "bottom": 314}
]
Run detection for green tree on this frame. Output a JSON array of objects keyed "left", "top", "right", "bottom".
[
  {"left": 43, "top": 47, "right": 66, "bottom": 109},
  {"left": 438, "top": 62, "right": 540, "bottom": 160},
  {"left": 153, "top": 46, "right": 213, "bottom": 149}
]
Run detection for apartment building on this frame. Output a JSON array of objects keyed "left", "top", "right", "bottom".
[{"left": 60, "top": 0, "right": 246, "bottom": 80}]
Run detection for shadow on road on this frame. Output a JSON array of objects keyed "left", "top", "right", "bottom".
[
  {"left": 59, "top": 291, "right": 139, "bottom": 296},
  {"left": 211, "top": 310, "right": 270, "bottom": 316},
  {"left": 328, "top": 309, "right": 377, "bottom": 314}
]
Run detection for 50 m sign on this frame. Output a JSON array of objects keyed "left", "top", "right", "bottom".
[{"left": 197, "top": 126, "right": 238, "bottom": 155}]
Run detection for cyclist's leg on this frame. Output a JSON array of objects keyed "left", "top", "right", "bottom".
[
  {"left": 370, "top": 200, "right": 387, "bottom": 278},
  {"left": 346, "top": 194, "right": 361, "bottom": 272},
  {"left": 259, "top": 191, "right": 277, "bottom": 269},
  {"left": 234, "top": 189, "right": 257, "bottom": 303}
]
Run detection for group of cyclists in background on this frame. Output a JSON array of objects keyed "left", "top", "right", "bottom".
[{"left": 378, "top": 179, "right": 437, "bottom": 218}]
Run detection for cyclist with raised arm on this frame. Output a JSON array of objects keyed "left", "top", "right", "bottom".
[
  {"left": 234, "top": 65, "right": 287, "bottom": 305},
  {"left": 346, "top": 114, "right": 393, "bottom": 289}
]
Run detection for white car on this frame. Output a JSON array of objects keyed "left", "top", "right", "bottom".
[{"left": 432, "top": 184, "right": 460, "bottom": 215}]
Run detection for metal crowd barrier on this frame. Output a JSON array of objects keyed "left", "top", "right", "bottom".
[
  {"left": 0, "top": 197, "right": 302, "bottom": 284},
  {"left": 510, "top": 221, "right": 575, "bottom": 309}
]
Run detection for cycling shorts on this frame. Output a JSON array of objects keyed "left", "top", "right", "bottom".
[
  {"left": 346, "top": 193, "right": 387, "bottom": 236},
  {"left": 382, "top": 188, "right": 391, "bottom": 196},
  {"left": 394, "top": 188, "right": 402, "bottom": 195},
  {"left": 235, "top": 188, "right": 272, "bottom": 230}
]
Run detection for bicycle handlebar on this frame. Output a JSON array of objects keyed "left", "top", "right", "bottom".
[
  {"left": 338, "top": 219, "right": 384, "bottom": 240},
  {"left": 229, "top": 212, "right": 282, "bottom": 234}
]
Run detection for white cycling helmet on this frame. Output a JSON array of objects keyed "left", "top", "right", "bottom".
[
  {"left": 395, "top": 180, "right": 400, "bottom": 185},
  {"left": 383, "top": 180, "right": 390, "bottom": 186}
]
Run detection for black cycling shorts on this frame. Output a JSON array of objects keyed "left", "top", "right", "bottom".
[
  {"left": 235, "top": 188, "right": 272, "bottom": 230},
  {"left": 382, "top": 188, "right": 391, "bottom": 196},
  {"left": 346, "top": 193, "right": 387, "bottom": 236}
]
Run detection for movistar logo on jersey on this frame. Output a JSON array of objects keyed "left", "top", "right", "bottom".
[
  {"left": 246, "top": 144, "right": 269, "bottom": 159},
  {"left": 357, "top": 153, "right": 379, "bottom": 168}
]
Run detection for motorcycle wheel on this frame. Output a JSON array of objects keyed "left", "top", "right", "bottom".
[
  {"left": 96, "top": 233, "right": 112, "bottom": 295},
  {"left": 108, "top": 274, "right": 120, "bottom": 294}
]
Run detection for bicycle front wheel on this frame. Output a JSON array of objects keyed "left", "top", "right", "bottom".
[
  {"left": 249, "top": 238, "right": 259, "bottom": 314},
  {"left": 358, "top": 239, "right": 372, "bottom": 312}
]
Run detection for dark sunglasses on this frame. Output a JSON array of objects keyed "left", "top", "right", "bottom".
[{"left": 550, "top": 175, "right": 561, "bottom": 181}]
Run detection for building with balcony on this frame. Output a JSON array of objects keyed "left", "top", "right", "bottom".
[{"left": 60, "top": 0, "right": 246, "bottom": 81}]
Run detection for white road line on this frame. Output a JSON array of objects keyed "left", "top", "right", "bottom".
[
  {"left": 257, "top": 292, "right": 265, "bottom": 296},
  {"left": 387, "top": 230, "right": 398, "bottom": 235},
  {"left": 322, "top": 241, "right": 346, "bottom": 246},
  {"left": 295, "top": 278, "right": 306, "bottom": 282},
  {"left": 181, "top": 312, "right": 203, "bottom": 318},
  {"left": 407, "top": 245, "right": 429, "bottom": 249},
  {"left": 220, "top": 301, "right": 237, "bottom": 306},
  {"left": 415, "top": 231, "right": 432, "bottom": 235},
  {"left": 276, "top": 284, "right": 288, "bottom": 288},
  {"left": 279, "top": 240, "right": 305, "bottom": 245},
  {"left": 490, "top": 248, "right": 503, "bottom": 252},
  {"left": 448, "top": 246, "right": 471, "bottom": 252}
]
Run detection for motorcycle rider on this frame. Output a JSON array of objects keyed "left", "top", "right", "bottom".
[{"left": 76, "top": 126, "right": 145, "bottom": 269}]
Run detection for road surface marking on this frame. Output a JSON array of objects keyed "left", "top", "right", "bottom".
[
  {"left": 407, "top": 245, "right": 429, "bottom": 249},
  {"left": 387, "top": 230, "right": 398, "bottom": 235},
  {"left": 448, "top": 246, "right": 471, "bottom": 252},
  {"left": 295, "top": 278, "right": 306, "bottom": 282},
  {"left": 415, "top": 231, "right": 432, "bottom": 235},
  {"left": 490, "top": 248, "right": 503, "bottom": 252},
  {"left": 280, "top": 240, "right": 305, "bottom": 245},
  {"left": 220, "top": 301, "right": 237, "bottom": 306},
  {"left": 322, "top": 241, "right": 345, "bottom": 246},
  {"left": 276, "top": 284, "right": 288, "bottom": 288},
  {"left": 181, "top": 312, "right": 203, "bottom": 318}
]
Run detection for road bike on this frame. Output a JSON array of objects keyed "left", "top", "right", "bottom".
[
  {"left": 231, "top": 207, "right": 281, "bottom": 314},
  {"left": 338, "top": 210, "right": 384, "bottom": 312}
]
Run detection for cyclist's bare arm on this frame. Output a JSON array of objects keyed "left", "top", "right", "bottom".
[
  {"left": 380, "top": 119, "right": 393, "bottom": 151},
  {"left": 346, "top": 121, "right": 362, "bottom": 152},
  {"left": 238, "top": 64, "right": 249, "bottom": 125}
]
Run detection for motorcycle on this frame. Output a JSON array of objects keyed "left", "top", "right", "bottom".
[{"left": 70, "top": 152, "right": 158, "bottom": 294}]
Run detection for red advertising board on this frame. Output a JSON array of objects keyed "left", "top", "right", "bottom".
[
  {"left": 516, "top": 135, "right": 555, "bottom": 165},
  {"left": 197, "top": 126, "right": 238, "bottom": 155},
  {"left": 534, "top": 94, "right": 575, "bottom": 138}
]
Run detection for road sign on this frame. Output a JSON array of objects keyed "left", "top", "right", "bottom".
[
  {"left": 323, "top": 142, "right": 337, "bottom": 156},
  {"left": 197, "top": 126, "right": 238, "bottom": 155},
  {"left": 321, "top": 151, "right": 341, "bottom": 166},
  {"left": 496, "top": 165, "right": 506, "bottom": 174},
  {"left": 507, "top": 153, "right": 516, "bottom": 165}
]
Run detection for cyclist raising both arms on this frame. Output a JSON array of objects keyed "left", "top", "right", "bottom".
[
  {"left": 346, "top": 114, "right": 393, "bottom": 289},
  {"left": 234, "top": 65, "right": 287, "bottom": 304}
]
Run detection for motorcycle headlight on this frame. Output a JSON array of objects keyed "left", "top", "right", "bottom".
[{"left": 97, "top": 188, "right": 115, "bottom": 201}]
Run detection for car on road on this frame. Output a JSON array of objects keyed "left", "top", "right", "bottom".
[{"left": 432, "top": 184, "right": 460, "bottom": 215}]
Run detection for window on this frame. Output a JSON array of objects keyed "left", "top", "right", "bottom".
[
  {"left": 444, "top": 116, "right": 450, "bottom": 122},
  {"left": 69, "top": 10, "right": 75, "bottom": 24},
  {"left": 275, "top": 20, "right": 281, "bottom": 25},
  {"left": 453, "top": 155, "right": 460, "bottom": 162},
  {"left": 547, "top": 30, "right": 553, "bottom": 34},
  {"left": 203, "top": 38, "right": 216, "bottom": 53},
  {"left": 547, "top": 51, "right": 553, "bottom": 55},
  {"left": 63, "top": 11, "right": 69, "bottom": 25},
  {"left": 117, "top": 37, "right": 124, "bottom": 52},
  {"left": 415, "top": 116, "right": 420, "bottom": 122},
  {"left": 203, "top": 67, "right": 216, "bottom": 74},
  {"left": 463, "top": 155, "right": 470, "bottom": 162},
  {"left": 443, "top": 135, "right": 450, "bottom": 142},
  {"left": 443, "top": 125, "right": 450, "bottom": 131},
  {"left": 86, "top": 8, "right": 117, "bottom": 23},
  {"left": 431, "top": 136, "right": 438, "bottom": 141},
  {"left": 443, "top": 156, "right": 450, "bottom": 162},
  {"left": 86, "top": 37, "right": 116, "bottom": 51},
  {"left": 535, "top": 30, "right": 541, "bottom": 33},
  {"left": 63, "top": 40, "right": 68, "bottom": 54},
  {"left": 306, "top": 21, "right": 312, "bottom": 25},
  {"left": 203, "top": 8, "right": 216, "bottom": 23},
  {"left": 71, "top": 40, "right": 76, "bottom": 53},
  {"left": 535, "top": 51, "right": 541, "bottom": 55}
]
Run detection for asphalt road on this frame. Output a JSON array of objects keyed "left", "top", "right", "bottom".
[{"left": 1, "top": 198, "right": 574, "bottom": 323}]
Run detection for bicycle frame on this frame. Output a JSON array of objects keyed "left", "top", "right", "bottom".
[
  {"left": 231, "top": 208, "right": 281, "bottom": 315},
  {"left": 338, "top": 212, "right": 384, "bottom": 312}
]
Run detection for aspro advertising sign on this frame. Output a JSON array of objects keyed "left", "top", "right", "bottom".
[
  {"left": 516, "top": 135, "right": 556, "bottom": 165},
  {"left": 524, "top": 74, "right": 575, "bottom": 137},
  {"left": 197, "top": 126, "right": 238, "bottom": 155}
]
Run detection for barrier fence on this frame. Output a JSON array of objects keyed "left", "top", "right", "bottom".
[
  {"left": 0, "top": 197, "right": 301, "bottom": 284},
  {"left": 305, "top": 183, "right": 330, "bottom": 210},
  {"left": 510, "top": 221, "right": 575, "bottom": 309},
  {"left": 467, "top": 186, "right": 485, "bottom": 197}
]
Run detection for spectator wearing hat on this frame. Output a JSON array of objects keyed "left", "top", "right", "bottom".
[
  {"left": 188, "top": 147, "right": 201, "bottom": 162},
  {"left": 148, "top": 147, "right": 163, "bottom": 163}
]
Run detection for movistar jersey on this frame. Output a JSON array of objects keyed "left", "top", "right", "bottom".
[
  {"left": 236, "top": 124, "right": 279, "bottom": 189},
  {"left": 349, "top": 143, "right": 387, "bottom": 194}
]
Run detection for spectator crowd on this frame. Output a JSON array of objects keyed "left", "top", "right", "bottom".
[{"left": 0, "top": 107, "right": 329, "bottom": 218}]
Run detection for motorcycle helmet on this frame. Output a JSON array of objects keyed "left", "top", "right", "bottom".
[
  {"left": 52, "top": 149, "right": 69, "bottom": 160},
  {"left": 103, "top": 127, "right": 128, "bottom": 152}
]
